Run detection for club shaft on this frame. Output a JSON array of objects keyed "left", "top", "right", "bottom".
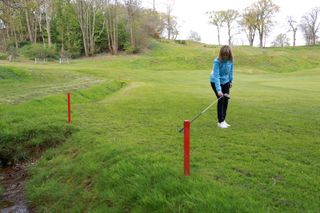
[{"left": 178, "top": 96, "right": 225, "bottom": 132}]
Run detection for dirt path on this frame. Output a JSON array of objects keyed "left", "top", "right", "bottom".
[{"left": 0, "top": 162, "right": 35, "bottom": 213}]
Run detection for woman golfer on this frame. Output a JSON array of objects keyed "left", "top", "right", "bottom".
[{"left": 210, "top": 45, "right": 233, "bottom": 128}]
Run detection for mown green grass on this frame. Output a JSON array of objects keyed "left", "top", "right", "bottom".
[
  {"left": 0, "top": 41, "right": 319, "bottom": 212},
  {"left": 0, "top": 80, "right": 125, "bottom": 164}
]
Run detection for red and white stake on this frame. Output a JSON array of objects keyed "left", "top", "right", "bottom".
[{"left": 184, "top": 120, "right": 190, "bottom": 176}]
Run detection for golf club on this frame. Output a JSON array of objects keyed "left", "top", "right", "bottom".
[{"left": 178, "top": 93, "right": 230, "bottom": 133}]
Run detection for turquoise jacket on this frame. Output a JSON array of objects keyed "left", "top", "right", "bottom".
[{"left": 209, "top": 57, "right": 233, "bottom": 92}]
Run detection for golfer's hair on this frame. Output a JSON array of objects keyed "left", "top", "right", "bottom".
[{"left": 218, "top": 45, "right": 233, "bottom": 62}]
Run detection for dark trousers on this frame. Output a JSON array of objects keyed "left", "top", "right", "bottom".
[{"left": 210, "top": 82, "right": 230, "bottom": 123}]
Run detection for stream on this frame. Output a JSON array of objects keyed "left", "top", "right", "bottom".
[{"left": 0, "top": 161, "right": 35, "bottom": 213}]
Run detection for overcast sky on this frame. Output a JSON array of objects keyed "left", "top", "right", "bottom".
[{"left": 142, "top": 0, "right": 320, "bottom": 46}]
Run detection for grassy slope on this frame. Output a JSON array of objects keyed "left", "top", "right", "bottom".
[{"left": 0, "top": 41, "right": 319, "bottom": 212}]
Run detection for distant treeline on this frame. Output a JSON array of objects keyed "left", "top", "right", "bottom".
[
  {"left": 207, "top": 0, "right": 320, "bottom": 48},
  {"left": 0, "top": 0, "right": 178, "bottom": 58},
  {"left": 0, "top": 0, "right": 319, "bottom": 59}
]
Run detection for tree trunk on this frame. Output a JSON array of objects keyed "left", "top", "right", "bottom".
[
  {"left": 259, "top": 32, "right": 263, "bottom": 48},
  {"left": 112, "top": 3, "right": 118, "bottom": 54},
  {"left": 77, "top": 0, "right": 89, "bottom": 56},
  {"left": 217, "top": 26, "right": 220, "bottom": 46},
  {"left": 25, "top": 9, "right": 33, "bottom": 42},
  {"left": 13, "top": 26, "right": 18, "bottom": 48},
  {"left": 130, "top": 21, "right": 134, "bottom": 47},
  {"left": 106, "top": 1, "right": 119, "bottom": 55},
  {"left": 37, "top": 12, "right": 46, "bottom": 46},
  {"left": 34, "top": 17, "right": 37, "bottom": 43},
  {"left": 46, "top": 12, "right": 52, "bottom": 47},
  {"left": 227, "top": 23, "right": 231, "bottom": 46},
  {"left": 312, "top": 32, "right": 316, "bottom": 45},
  {"left": 167, "top": 14, "right": 171, "bottom": 40}
]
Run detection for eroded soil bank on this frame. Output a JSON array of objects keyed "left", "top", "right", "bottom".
[{"left": 0, "top": 161, "right": 36, "bottom": 213}]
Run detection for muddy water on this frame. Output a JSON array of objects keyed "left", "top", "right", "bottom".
[{"left": 0, "top": 162, "right": 35, "bottom": 213}]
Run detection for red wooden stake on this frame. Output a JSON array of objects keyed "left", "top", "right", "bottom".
[
  {"left": 67, "top": 92, "right": 71, "bottom": 123},
  {"left": 184, "top": 120, "right": 190, "bottom": 176}
]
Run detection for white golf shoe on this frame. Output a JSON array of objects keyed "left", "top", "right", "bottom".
[
  {"left": 217, "top": 122, "right": 228, "bottom": 128},
  {"left": 222, "top": 121, "right": 231, "bottom": 127}
]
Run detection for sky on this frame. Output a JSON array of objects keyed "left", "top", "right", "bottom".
[{"left": 141, "top": 0, "right": 320, "bottom": 46}]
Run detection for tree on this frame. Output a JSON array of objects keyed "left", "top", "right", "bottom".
[
  {"left": 43, "top": 0, "right": 53, "bottom": 47},
  {"left": 251, "top": 0, "right": 279, "bottom": 48},
  {"left": 23, "top": 0, "right": 39, "bottom": 43},
  {"left": 287, "top": 16, "right": 298, "bottom": 46},
  {"left": 0, "top": 0, "right": 25, "bottom": 48},
  {"left": 0, "top": 0, "right": 166, "bottom": 57},
  {"left": 208, "top": 10, "right": 224, "bottom": 46},
  {"left": 239, "top": 7, "right": 257, "bottom": 46},
  {"left": 141, "top": 9, "right": 165, "bottom": 39},
  {"left": 53, "top": 0, "right": 82, "bottom": 56},
  {"left": 0, "top": 0, "right": 22, "bottom": 8},
  {"left": 164, "top": 0, "right": 174, "bottom": 40},
  {"left": 188, "top": 30, "right": 201, "bottom": 42},
  {"left": 300, "top": 7, "right": 320, "bottom": 45},
  {"left": 74, "top": 0, "right": 103, "bottom": 56},
  {"left": 124, "top": 0, "right": 141, "bottom": 49},
  {"left": 166, "top": 15, "right": 178, "bottom": 40},
  {"left": 271, "top": 33, "right": 289, "bottom": 47},
  {"left": 104, "top": 0, "right": 119, "bottom": 54},
  {"left": 221, "top": 9, "right": 239, "bottom": 45}
]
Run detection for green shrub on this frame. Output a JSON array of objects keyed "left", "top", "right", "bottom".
[
  {"left": 0, "top": 52, "right": 8, "bottom": 60},
  {"left": 19, "top": 44, "right": 58, "bottom": 60},
  {"left": 65, "top": 47, "right": 80, "bottom": 58},
  {"left": 124, "top": 43, "right": 140, "bottom": 54},
  {"left": 18, "top": 41, "right": 32, "bottom": 48},
  {"left": 175, "top": 40, "right": 187, "bottom": 45}
]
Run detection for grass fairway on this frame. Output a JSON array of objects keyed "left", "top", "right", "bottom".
[{"left": 1, "top": 41, "right": 320, "bottom": 212}]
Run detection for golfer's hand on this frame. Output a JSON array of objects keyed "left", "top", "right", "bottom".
[{"left": 218, "top": 91, "right": 223, "bottom": 97}]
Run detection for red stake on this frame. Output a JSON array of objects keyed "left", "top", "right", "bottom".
[
  {"left": 184, "top": 120, "right": 190, "bottom": 176},
  {"left": 67, "top": 92, "right": 71, "bottom": 123}
]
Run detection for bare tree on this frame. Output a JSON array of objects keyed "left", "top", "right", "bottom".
[
  {"left": 23, "top": 0, "right": 38, "bottom": 43},
  {"left": 34, "top": 2, "right": 46, "bottom": 46},
  {"left": 271, "top": 33, "right": 289, "bottom": 47},
  {"left": 300, "top": 7, "right": 320, "bottom": 45},
  {"left": 287, "top": 16, "right": 298, "bottom": 46},
  {"left": 124, "top": 0, "right": 141, "bottom": 49},
  {"left": 0, "top": 3, "right": 17, "bottom": 47},
  {"left": 104, "top": 0, "right": 119, "bottom": 54},
  {"left": 300, "top": 23, "right": 312, "bottom": 45},
  {"left": 239, "top": 7, "right": 257, "bottom": 46},
  {"left": 142, "top": 9, "right": 165, "bottom": 39},
  {"left": 170, "top": 16, "right": 179, "bottom": 40},
  {"left": 74, "top": 0, "right": 102, "bottom": 56},
  {"left": 208, "top": 10, "right": 224, "bottom": 46},
  {"left": 164, "top": 0, "right": 174, "bottom": 40},
  {"left": 188, "top": 30, "right": 201, "bottom": 42},
  {"left": 43, "top": 0, "right": 53, "bottom": 47},
  {"left": 221, "top": 9, "right": 239, "bottom": 46},
  {"left": 252, "top": 0, "right": 279, "bottom": 48}
]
